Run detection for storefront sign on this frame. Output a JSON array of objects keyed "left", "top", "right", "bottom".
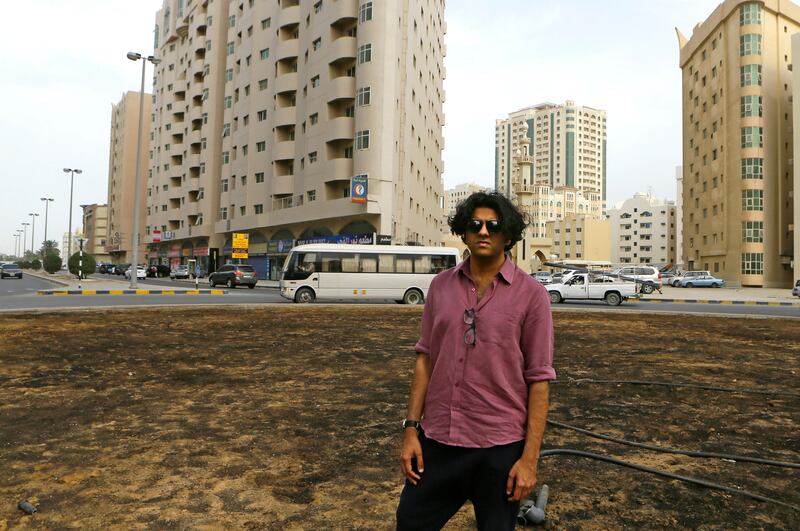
[
  {"left": 232, "top": 232, "right": 249, "bottom": 259},
  {"left": 167, "top": 244, "right": 181, "bottom": 259},
  {"left": 267, "top": 239, "right": 295, "bottom": 254},
  {"left": 351, "top": 175, "right": 368, "bottom": 203},
  {"left": 152, "top": 229, "right": 162, "bottom": 242},
  {"left": 296, "top": 233, "right": 375, "bottom": 246},
  {"left": 193, "top": 247, "right": 209, "bottom": 257},
  {"left": 164, "top": 231, "right": 174, "bottom": 240}
]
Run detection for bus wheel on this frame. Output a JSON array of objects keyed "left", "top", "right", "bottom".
[
  {"left": 295, "top": 287, "right": 316, "bottom": 304},
  {"left": 403, "top": 289, "right": 424, "bottom": 305}
]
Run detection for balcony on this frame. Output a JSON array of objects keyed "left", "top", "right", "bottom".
[
  {"left": 188, "top": 128, "right": 201, "bottom": 146},
  {"left": 328, "top": 158, "right": 354, "bottom": 181},
  {"left": 327, "top": 76, "right": 355, "bottom": 102},
  {"left": 515, "top": 155, "right": 533, "bottom": 164},
  {"left": 186, "top": 177, "right": 201, "bottom": 192},
  {"left": 275, "top": 72, "right": 298, "bottom": 94},
  {"left": 272, "top": 140, "right": 295, "bottom": 161},
  {"left": 168, "top": 208, "right": 182, "bottom": 222},
  {"left": 330, "top": 0, "right": 357, "bottom": 24},
  {"left": 328, "top": 36, "right": 357, "bottom": 63},
  {"left": 185, "top": 202, "right": 200, "bottom": 216},
  {"left": 327, "top": 116, "right": 354, "bottom": 141},
  {"left": 515, "top": 184, "right": 536, "bottom": 194},
  {"left": 276, "top": 38, "right": 299, "bottom": 61},
  {"left": 272, "top": 194, "right": 303, "bottom": 211},
  {"left": 176, "top": 17, "right": 189, "bottom": 38},
  {"left": 274, "top": 106, "right": 297, "bottom": 127},
  {"left": 279, "top": 4, "right": 300, "bottom": 27},
  {"left": 168, "top": 185, "right": 183, "bottom": 200},
  {"left": 186, "top": 153, "right": 201, "bottom": 169},
  {"left": 272, "top": 174, "right": 294, "bottom": 196}
]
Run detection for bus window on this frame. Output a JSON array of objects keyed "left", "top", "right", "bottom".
[
  {"left": 321, "top": 253, "right": 343, "bottom": 272},
  {"left": 284, "top": 252, "right": 318, "bottom": 280},
  {"left": 432, "top": 254, "right": 456, "bottom": 273},
  {"left": 360, "top": 254, "right": 378, "bottom": 273},
  {"left": 378, "top": 254, "right": 395, "bottom": 273},
  {"left": 413, "top": 255, "right": 432, "bottom": 274},
  {"left": 396, "top": 255, "right": 413, "bottom": 273},
  {"left": 341, "top": 254, "right": 359, "bottom": 273}
]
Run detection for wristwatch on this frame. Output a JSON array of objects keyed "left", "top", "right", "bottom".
[{"left": 402, "top": 419, "right": 421, "bottom": 430}]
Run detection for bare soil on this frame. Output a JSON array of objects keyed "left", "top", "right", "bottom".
[{"left": 0, "top": 307, "right": 797, "bottom": 530}]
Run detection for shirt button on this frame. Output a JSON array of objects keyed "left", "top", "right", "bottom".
[{"left": 471, "top": 288, "right": 476, "bottom": 292}]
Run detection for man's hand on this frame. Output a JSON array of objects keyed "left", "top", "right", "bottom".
[
  {"left": 399, "top": 429, "right": 424, "bottom": 485},
  {"left": 506, "top": 457, "right": 537, "bottom": 502}
]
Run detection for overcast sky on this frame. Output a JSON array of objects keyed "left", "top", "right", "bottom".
[{"left": 0, "top": 0, "right": 722, "bottom": 256}]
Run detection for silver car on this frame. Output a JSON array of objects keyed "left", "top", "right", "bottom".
[{"left": 793, "top": 280, "right": 800, "bottom": 298}]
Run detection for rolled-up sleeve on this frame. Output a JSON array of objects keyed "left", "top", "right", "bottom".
[
  {"left": 520, "top": 285, "right": 556, "bottom": 384},
  {"left": 414, "top": 278, "right": 436, "bottom": 354}
]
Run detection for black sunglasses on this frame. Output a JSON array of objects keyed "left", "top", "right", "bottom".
[
  {"left": 463, "top": 308, "right": 476, "bottom": 346},
  {"left": 466, "top": 219, "right": 503, "bottom": 234}
]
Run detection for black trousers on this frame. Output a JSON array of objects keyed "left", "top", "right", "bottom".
[{"left": 396, "top": 431, "right": 524, "bottom": 531}]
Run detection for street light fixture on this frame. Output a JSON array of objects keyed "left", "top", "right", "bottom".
[
  {"left": 40, "top": 198, "right": 54, "bottom": 256},
  {"left": 21, "top": 223, "right": 30, "bottom": 258},
  {"left": 13, "top": 232, "right": 21, "bottom": 258},
  {"left": 28, "top": 213, "right": 40, "bottom": 255},
  {"left": 63, "top": 168, "right": 82, "bottom": 258},
  {"left": 127, "top": 51, "right": 160, "bottom": 289}
]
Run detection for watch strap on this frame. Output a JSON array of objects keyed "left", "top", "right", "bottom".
[{"left": 402, "top": 419, "right": 421, "bottom": 430}]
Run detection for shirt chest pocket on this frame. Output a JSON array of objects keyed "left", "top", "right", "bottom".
[{"left": 479, "top": 311, "right": 523, "bottom": 346}]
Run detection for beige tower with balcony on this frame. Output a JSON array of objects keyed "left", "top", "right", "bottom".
[
  {"left": 678, "top": 0, "right": 799, "bottom": 287},
  {"left": 147, "top": 0, "right": 446, "bottom": 275},
  {"left": 106, "top": 91, "right": 152, "bottom": 264}
]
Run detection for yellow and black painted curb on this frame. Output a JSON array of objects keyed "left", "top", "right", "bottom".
[
  {"left": 638, "top": 298, "right": 799, "bottom": 307},
  {"left": 38, "top": 289, "right": 228, "bottom": 296}
]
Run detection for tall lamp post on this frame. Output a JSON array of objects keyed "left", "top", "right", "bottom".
[
  {"left": 127, "top": 51, "right": 160, "bottom": 289},
  {"left": 14, "top": 232, "right": 21, "bottom": 258},
  {"left": 28, "top": 213, "right": 39, "bottom": 255},
  {"left": 21, "top": 223, "right": 30, "bottom": 258},
  {"left": 40, "top": 198, "right": 54, "bottom": 256},
  {"left": 63, "top": 168, "right": 82, "bottom": 259}
]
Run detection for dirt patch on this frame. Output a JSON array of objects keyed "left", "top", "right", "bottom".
[{"left": 0, "top": 307, "right": 797, "bottom": 529}]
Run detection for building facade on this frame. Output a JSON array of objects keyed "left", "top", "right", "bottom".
[
  {"left": 607, "top": 193, "right": 677, "bottom": 266},
  {"left": 106, "top": 91, "right": 152, "bottom": 265},
  {"left": 790, "top": 32, "right": 800, "bottom": 286},
  {"left": 81, "top": 204, "right": 110, "bottom": 262},
  {"left": 675, "top": 166, "right": 684, "bottom": 269},
  {"left": 147, "top": 0, "right": 446, "bottom": 278},
  {"left": 62, "top": 231, "right": 83, "bottom": 259},
  {"left": 677, "top": 0, "right": 798, "bottom": 287},
  {"left": 442, "top": 182, "right": 489, "bottom": 230},
  {"left": 495, "top": 101, "right": 607, "bottom": 215},
  {"left": 546, "top": 214, "right": 611, "bottom": 264}
]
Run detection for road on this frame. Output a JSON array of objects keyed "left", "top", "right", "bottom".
[{"left": 0, "top": 273, "right": 797, "bottom": 317}]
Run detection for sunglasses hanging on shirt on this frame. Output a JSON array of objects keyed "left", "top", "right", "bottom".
[{"left": 466, "top": 219, "right": 503, "bottom": 234}]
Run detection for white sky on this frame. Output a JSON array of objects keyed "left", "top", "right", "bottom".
[{"left": 0, "top": 0, "right": 722, "bottom": 255}]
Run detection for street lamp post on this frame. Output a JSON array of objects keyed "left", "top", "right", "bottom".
[
  {"left": 28, "top": 213, "right": 40, "bottom": 255},
  {"left": 21, "top": 223, "right": 30, "bottom": 258},
  {"left": 15, "top": 230, "right": 23, "bottom": 258},
  {"left": 127, "top": 51, "right": 161, "bottom": 289},
  {"left": 63, "top": 168, "right": 82, "bottom": 259},
  {"left": 40, "top": 198, "right": 54, "bottom": 256},
  {"left": 13, "top": 233, "right": 21, "bottom": 258}
]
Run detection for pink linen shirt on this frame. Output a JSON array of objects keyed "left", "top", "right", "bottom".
[{"left": 414, "top": 256, "right": 556, "bottom": 448}]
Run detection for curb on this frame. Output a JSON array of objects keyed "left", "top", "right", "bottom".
[
  {"left": 37, "top": 289, "right": 228, "bottom": 296},
  {"left": 22, "top": 271, "right": 70, "bottom": 287},
  {"left": 638, "top": 298, "right": 799, "bottom": 307}
]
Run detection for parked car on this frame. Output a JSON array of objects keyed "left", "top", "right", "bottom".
[
  {"left": 793, "top": 280, "right": 800, "bottom": 298},
  {"left": 675, "top": 274, "right": 725, "bottom": 288},
  {"left": 670, "top": 270, "right": 712, "bottom": 286},
  {"left": 125, "top": 265, "right": 147, "bottom": 280},
  {"left": 0, "top": 263, "right": 23, "bottom": 279},
  {"left": 115, "top": 263, "right": 130, "bottom": 276},
  {"left": 611, "top": 265, "right": 662, "bottom": 294},
  {"left": 148, "top": 264, "right": 171, "bottom": 278},
  {"left": 208, "top": 264, "right": 258, "bottom": 288},
  {"left": 170, "top": 265, "right": 191, "bottom": 279},
  {"left": 531, "top": 271, "right": 552, "bottom": 285},
  {"left": 98, "top": 263, "right": 111, "bottom": 274},
  {"left": 547, "top": 272, "right": 639, "bottom": 306}
]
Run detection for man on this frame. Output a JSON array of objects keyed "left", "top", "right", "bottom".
[{"left": 396, "top": 191, "right": 556, "bottom": 530}]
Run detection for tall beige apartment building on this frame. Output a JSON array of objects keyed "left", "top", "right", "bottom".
[
  {"left": 678, "top": 0, "right": 798, "bottom": 287},
  {"left": 147, "top": 0, "right": 446, "bottom": 277},
  {"left": 106, "top": 91, "right": 151, "bottom": 264},
  {"left": 495, "top": 101, "right": 607, "bottom": 215},
  {"left": 81, "top": 204, "right": 110, "bottom": 262}
]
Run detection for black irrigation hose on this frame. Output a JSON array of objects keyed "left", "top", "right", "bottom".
[
  {"left": 547, "top": 419, "right": 800, "bottom": 469},
  {"left": 539, "top": 448, "right": 800, "bottom": 511},
  {"left": 556, "top": 378, "right": 800, "bottom": 398}
]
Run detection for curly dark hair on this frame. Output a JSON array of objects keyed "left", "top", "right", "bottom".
[{"left": 448, "top": 191, "right": 528, "bottom": 252}]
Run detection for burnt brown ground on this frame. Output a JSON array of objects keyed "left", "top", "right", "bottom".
[{"left": 0, "top": 307, "right": 798, "bottom": 530}]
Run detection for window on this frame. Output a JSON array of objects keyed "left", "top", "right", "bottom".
[
  {"left": 309, "top": 151, "right": 317, "bottom": 163},
  {"left": 222, "top": 123, "right": 231, "bottom": 137},
  {"left": 260, "top": 48, "right": 269, "bottom": 60},
  {"left": 740, "top": 2, "right": 761, "bottom": 25},
  {"left": 742, "top": 221, "right": 763, "bottom": 242},
  {"left": 313, "top": 38, "right": 321, "bottom": 51},
  {"left": 255, "top": 172, "right": 265, "bottom": 183},
  {"left": 261, "top": 18, "right": 271, "bottom": 29},
  {"left": 739, "top": 34, "right": 761, "bottom": 56},
  {"left": 310, "top": 113, "right": 319, "bottom": 125},
  {"left": 226, "top": 68, "right": 234, "bottom": 81},
  {"left": 308, "top": 190, "right": 316, "bottom": 202},
  {"left": 311, "top": 75, "right": 320, "bottom": 87},
  {"left": 358, "top": 43, "right": 372, "bottom": 63},
  {"left": 360, "top": 1, "right": 373, "bottom": 22},
  {"left": 257, "top": 110, "right": 267, "bottom": 121},
  {"left": 228, "top": 15, "right": 236, "bottom": 28},
  {"left": 227, "top": 41, "right": 235, "bottom": 55},
  {"left": 202, "top": 88, "right": 209, "bottom": 101},
  {"left": 741, "top": 157, "right": 763, "bottom": 179},
  {"left": 740, "top": 64, "right": 762, "bottom": 86},
  {"left": 221, "top": 179, "right": 229, "bottom": 192},
  {"left": 224, "top": 96, "right": 232, "bottom": 109},
  {"left": 740, "top": 95, "right": 762, "bottom": 117},
  {"left": 740, "top": 126, "right": 762, "bottom": 148},
  {"left": 742, "top": 189, "right": 763, "bottom": 210},
  {"left": 357, "top": 86, "right": 371, "bottom": 106},
  {"left": 355, "top": 129, "right": 370, "bottom": 150},
  {"left": 254, "top": 204, "right": 264, "bottom": 214},
  {"left": 741, "top": 252, "right": 763, "bottom": 274},
  {"left": 220, "top": 207, "right": 228, "bottom": 220},
  {"left": 314, "top": 1, "right": 322, "bottom": 14}
]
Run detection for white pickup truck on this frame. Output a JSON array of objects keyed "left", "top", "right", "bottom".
[{"left": 547, "top": 273, "right": 639, "bottom": 306}]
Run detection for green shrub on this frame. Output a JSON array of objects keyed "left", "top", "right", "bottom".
[
  {"left": 21, "top": 261, "right": 31, "bottom": 269},
  {"left": 31, "top": 259, "right": 42, "bottom": 271},
  {"left": 68, "top": 252, "right": 96, "bottom": 279},
  {"left": 43, "top": 253, "right": 62, "bottom": 274}
]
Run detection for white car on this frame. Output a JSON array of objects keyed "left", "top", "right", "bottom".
[
  {"left": 547, "top": 273, "right": 639, "bottom": 306},
  {"left": 125, "top": 266, "right": 147, "bottom": 280},
  {"left": 611, "top": 266, "right": 662, "bottom": 294}
]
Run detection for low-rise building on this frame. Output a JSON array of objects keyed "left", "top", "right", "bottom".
[
  {"left": 82, "top": 204, "right": 110, "bottom": 262},
  {"left": 546, "top": 214, "right": 611, "bottom": 264},
  {"left": 442, "top": 182, "right": 491, "bottom": 230},
  {"left": 607, "top": 192, "right": 677, "bottom": 267}
]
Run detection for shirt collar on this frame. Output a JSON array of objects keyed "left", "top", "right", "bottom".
[{"left": 457, "top": 255, "right": 516, "bottom": 285}]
